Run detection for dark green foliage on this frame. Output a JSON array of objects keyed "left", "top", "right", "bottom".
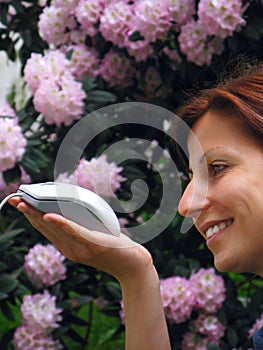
[{"left": 0, "top": 1, "right": 263, "bottom": 349}]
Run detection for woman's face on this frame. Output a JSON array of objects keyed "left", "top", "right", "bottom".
[{"left": 178, "top": 109, "right": 263, "bottom": 275}]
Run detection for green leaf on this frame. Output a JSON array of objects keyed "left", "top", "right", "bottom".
[
  {"left": 1, "top": 301, "right": 15, "bottom": 321},
  {"left": 82, "top": 77, "right": 98, "bottom": 92},
  {"left": 3, "top": 165, "right": 22, "bottom": 184},
  {"left": 22, "top": 30, "right": 32, "bottom": 48},
  {"left": 72, "top": 295, "right": 94, "bottom": 307},
  {"left": 241, "top": 24, "right": 260, "bottom": 41},
  {"left": 0, "top": 275, "right": 19, "bottom": 298},
  {"left": 105, "top": 281, "right": 122, "bottom": 300},
  {"left": 0, "top": 328, "right": 16, "bottom": 349},
  {"left": 0, "top": 5, "right": 8, "bottom": 26},
  {"left": 207, "top": 344, "right": 221, "bottom": 350},
  {"left": 11, "top": 0, "right": 25, "bottom": 14},
  {"left": 87, "top": 90, "right": 117, "bottom": 104},
  {"left": 66, "top": 48, "right": 74, "bottom": 60},
  {"left": 252, "top": 16, "right": 263, "bottom": 36},
  {"left": 227, "top": 327, "right": 238, "bottom": 348},
  {"left": 0, "top": 229, "right": 24, "bottom": 245},
  {"left": 64, "top": 314, "right": 89, "bottom": 326},
  {"left": 128, "top": 30, "right": 145, "bottom": 42},
  {"left": 0, "top": 261, "right": 8, "bottom": 273},
  {"left": 0, "top": 291, "right": 8, "bottom": 300}
]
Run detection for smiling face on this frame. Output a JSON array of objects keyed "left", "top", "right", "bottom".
[{"left": 178, "top": 108, "right": 263, "bottom": 275}]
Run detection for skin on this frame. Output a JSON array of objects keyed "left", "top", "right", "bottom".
[
  {"left": 178, "top": 109, "right": 263, "bottom": 276},
  {"left": 9, "top": 198, "right": 171, "bottom": 350}
]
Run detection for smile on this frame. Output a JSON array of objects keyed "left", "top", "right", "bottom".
[{"left": 205, "top": 219, "right": 233, "bottom": 239}]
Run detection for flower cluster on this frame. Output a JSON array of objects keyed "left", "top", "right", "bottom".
[
  {"left": 182, "top": 314, "right": 225, "bottom": 349},
  {"left": 56, "top": 154, "right": 126, "bottom": 198},
  {"left": 23, "top": 243, "right": 66, "bottom": 288},
  {"left": 24, "top": 50, "right": 86, "bottom": 126},
  {"left": 248, "top": 312, "right": 263, "bottom": 339},
  {"left": 160, "top": 268, "right": 225, "bottom": 324},
  {"left": 120, "top": 267, "right": 226, "bottom": 346},
  {"left": 161, "top": 276, "right": 196, "bottom": 324},
  {"left": 35, "top": 0, "right": 247, "bottom": 84},
  {"left": 14, "top": 290, "right": 63, "bottom": 350},
  {"left": 198, "top": 0, "right": 246, "bottom": 39},
  {"left": 161, "top": 268, "right": 225, "bottom": 347},
  {"left": 189, "top": 268, "right": 226, "bottom": 314},
  {"left": 0, "top": 102, "right": 27, "bottom": 172}
]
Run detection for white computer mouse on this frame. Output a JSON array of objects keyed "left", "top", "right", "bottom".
[{"left": 5, "top": 182, "right": 120, "bottom": 236}]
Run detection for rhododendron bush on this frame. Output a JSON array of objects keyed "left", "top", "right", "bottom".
[{"left": 0, "top": 0, "right": 263, "bottom": 349}]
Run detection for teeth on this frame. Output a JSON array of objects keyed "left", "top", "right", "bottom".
[{"left": 205, "top": 220, "right": 232, "bottom": 239}]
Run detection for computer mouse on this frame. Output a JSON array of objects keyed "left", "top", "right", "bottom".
[{"left": 1, "top": 182, "right": 120, "bottom": 236}]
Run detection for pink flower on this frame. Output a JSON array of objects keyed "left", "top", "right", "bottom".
[
  {"left": 162, "top": 47, "right": 182, "bottom": 64},
  {"left": 33, "top": 72, "right": 85, "bottom": 126},
  {"left": 189, "top": 314, "right": 225, "bottom": 343},
  {"left": 100, "top": 50, "right": 136, "bottom": 88},
  {"left": 24, "top": 51, "right": 71, "bottom": 94},
  {"left": 160, "top": 276, "right": 196, "bottom": 324},
  {"left": 75, "top": 0, "right": 104, "bottom": 37},
  {"left": 126, "top": 38, "right": 153, "bottom": 62},
  {"left": 0, "top": 101, "right": 17, "bottom": 117},
  {"left": 69, "top": 28, "right": 87, "bottom": 45},
  {"left": 198, "top": 0, "right": 247, "bottom": 39},
  {"left": 75, "top": 155, "right": 126, "bottom": 198},
  {"left": 52, "top": 0, "right": 79, "bottom": 13},
  {"left": 67, "top": 44, "right": 100, "bottom": 80},
  {"left": 168, "top": 0, "right": 196, "bottom": 25},
  {"left": 133, "top": 0, "right": 171, "bottom": 42},
  {"left": 56, "top": 154, "right": 126, "bottom": 198},
  {"left": 100, "top": 1, "right": 134, "bottom": 48},
  {"left": 178, "top": 19, "right": 214, "bottom": 66},
  {"left": 21, "top": 290, "right": 62, "bottom": 333},
  {"left": 248, "top": 313, "right": 263, "bottom": 338},
  {"left": 182, "top": 331, "right": 211, "bottom": 350},
  {"left": 38, "top": 5, "right": 77, "bottom": 45},
  {"left": 0, "top": 114, "right": 27, "bottom": 172},
  {"left": 119, "top": 300, "right": 125, "bottom": 324},
  {"left": 24, "top": 243, "right": 66, "bottom": 288},
  {"left": 14, "top": 326, "right": 63, "bottom": 350},
  {"left": 190, "top": 268, "right": 226, "bottom": 313},
  {"left": 137, "top": 66, "right": 162, "bottom": 97},
  {"left": 24, "top": 50, "right": 86, "bottom": 126}
]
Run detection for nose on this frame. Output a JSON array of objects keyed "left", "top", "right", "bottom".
[{"left": 178, "top": 179, "right": 208, "bottom": 219}]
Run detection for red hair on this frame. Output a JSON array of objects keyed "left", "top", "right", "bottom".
[{"left": 176, "top": 64, "right": 263, "bottom": 142}]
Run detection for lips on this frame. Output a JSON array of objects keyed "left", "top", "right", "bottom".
[{"left": 200, "top": 219, "right": 233, "bottom": 239}]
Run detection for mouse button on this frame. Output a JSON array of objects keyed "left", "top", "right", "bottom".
[
  {"left": 18, "top": 183, "right": 50, "bottom": 199},
  {"left": 53, "top": 183, "right": 78, "bottom": 201},
  {"left": 75, "top": 186, "right": 112, "bottom": 213}
]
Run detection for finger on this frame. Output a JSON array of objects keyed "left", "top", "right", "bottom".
[
  {"left": 8, "top": 197, "right": 23, "bottom": 207},
  {"left": 16, "top": 201, "right": 43, "bottom": 217}
]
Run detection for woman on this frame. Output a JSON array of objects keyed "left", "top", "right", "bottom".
[{"left": 10, "top": 64, "right": 263, "bottom": 349}]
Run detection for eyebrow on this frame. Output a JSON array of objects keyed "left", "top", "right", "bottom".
[
  {"left": 199, "top": 146, "right": 229, "bottom": 163},
  {"left": 189, "top": 146, "right": 231, "bottom": 172}
]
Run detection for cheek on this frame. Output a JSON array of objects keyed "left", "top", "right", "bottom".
[{"left": 210, "top": 177, "right": 249, "bottom": 212}]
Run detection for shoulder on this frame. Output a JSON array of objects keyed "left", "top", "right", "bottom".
[{"left": 253, "top": 325, "right": 263, "bottom": 349}]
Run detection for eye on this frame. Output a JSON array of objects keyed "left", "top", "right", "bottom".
[{"left": 208, "top": 163, "right": 227, "bottom": 176}]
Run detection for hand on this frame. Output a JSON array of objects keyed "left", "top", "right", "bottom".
[{"left": 9, "top": 197, "right": 153, "bottom": 283}]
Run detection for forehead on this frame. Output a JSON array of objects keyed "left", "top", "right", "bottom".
[
  {"left": 189, "top": 109, "right": 244, "bottom": 149},
  {"left": 187, "top": 109, "right": 263, "bottom": 162}
]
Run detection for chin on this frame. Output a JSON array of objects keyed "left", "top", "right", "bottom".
[{"left": 213, "top": 256, "right": 240, "bottom": 273}]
